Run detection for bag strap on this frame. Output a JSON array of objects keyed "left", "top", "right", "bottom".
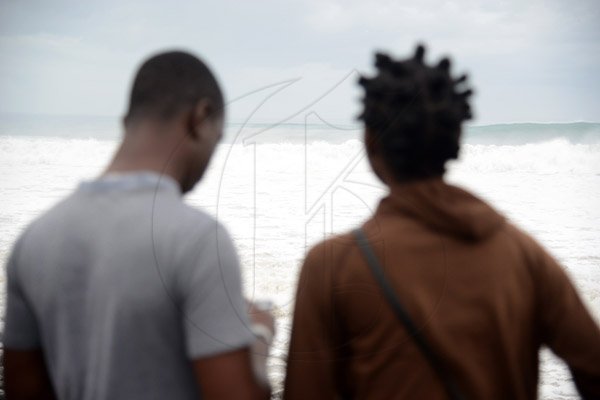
[{"left": 352, "top": 228, "right": 466, "bottom": 400}]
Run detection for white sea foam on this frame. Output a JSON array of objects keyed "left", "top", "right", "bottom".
[{"left": 1, "top": 125, "right": 599, "bottom": 398}]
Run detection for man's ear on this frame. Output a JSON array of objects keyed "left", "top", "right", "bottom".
[{"left": 187, "top": 99, "right": 212, "bottom": 141}]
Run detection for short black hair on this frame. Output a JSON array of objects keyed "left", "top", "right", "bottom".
[
  {"left": 124, "top": 51, "right": 224, "bottom": 124},
  {"left": 358, "top": 44, "right": 473, "bottom": 181}
]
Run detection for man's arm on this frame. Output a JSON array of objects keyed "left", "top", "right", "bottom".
[
  {"left": 284, "top": 241, "right": 340, "bottom": 400},
  {"left": 3, "top": 348, "right": 56, "bottom": 400},
  {"left": 193, "top": 347, "right": 269, "bottom": 400},
  {"left": 179, "top": 223, "right": 272, "bottom": 399},
  {"left": 528, "top": 235, "right": 600, "bottom": 398},
  {"left": 3, "top": 236, "right": 55, "bottom": 399}
]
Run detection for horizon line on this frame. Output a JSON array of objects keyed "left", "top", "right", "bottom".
[{"left": 0, "top": 111, "right": 598, "bottom": 127}]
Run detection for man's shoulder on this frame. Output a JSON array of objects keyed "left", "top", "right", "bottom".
[
  {"left": 19, "top": 192, "right": 83, "bottom": 241},
  {"left": 499, "top": 222, "right": 547, "bottom": 259},
  {"left": 312, "top": 232, "right": 355, "bottom": 251},
  {"left": 152, "top": 199, "right": 236, "bottom": 261},
  {"left": 303, "top": 231, "right": 357, "bottom": 270},
  {"left": 19, "top": 188, "right": 228, "bottom": 253},
  {"left": 166, "top": 200, "right": 216, "bottom": 227},
  {"left": 157, "top": 199, "right": 226, "bottom": 238}
]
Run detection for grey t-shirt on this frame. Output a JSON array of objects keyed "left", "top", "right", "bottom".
[{"left": 2, "top": 172, "right": 255, "bottom": 399}]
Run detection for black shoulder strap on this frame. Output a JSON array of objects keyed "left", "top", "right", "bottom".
[{"left": 352, "top": 228, "right": 466, "bottom": 400}]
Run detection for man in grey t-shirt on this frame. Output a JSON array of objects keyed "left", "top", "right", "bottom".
[{"left": 3, "top": 51, "right": 273, "bottom": 399}]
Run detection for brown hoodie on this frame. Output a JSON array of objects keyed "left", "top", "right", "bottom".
[{"left": 284, "top": 178, "right": 600, "bottom": 399}]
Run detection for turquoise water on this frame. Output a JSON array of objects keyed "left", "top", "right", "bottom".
[
  {"left": 464, "top": 122, "right": 600, "bottom": 145},
  {"left": 1, "top": 113, "right": 599, "bottom": 145}
]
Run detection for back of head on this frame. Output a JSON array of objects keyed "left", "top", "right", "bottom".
[
  {"left": 124, "top": 51, "right": 224, "bottom": 125},
  {"left": 358, "top": 45, "right": 473, "bottom": 182}
]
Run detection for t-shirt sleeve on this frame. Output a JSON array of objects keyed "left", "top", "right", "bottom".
[
  {"left": 178, "top": 221, "right": 254, "bottom": 359},
  {"left": 2, "top": 236, "right": 41, "bottom": 349},
  {"left": 529, "top": 238, "right": 600, "bottom": 397}
]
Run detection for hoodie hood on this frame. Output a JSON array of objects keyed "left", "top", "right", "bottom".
[{"left": 380, "top": 178, "right": 505, "bottom": 241}]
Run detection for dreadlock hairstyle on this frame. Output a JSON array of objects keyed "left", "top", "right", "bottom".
[{"left": 358, "top": 44, "right": 473, "bottom": 181}]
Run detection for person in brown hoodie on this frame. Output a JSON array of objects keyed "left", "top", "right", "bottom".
[{"left": 283, "top": 46, "right": 600, "bottom": 399}]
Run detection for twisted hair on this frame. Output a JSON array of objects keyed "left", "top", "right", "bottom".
[{"left": 358, "top": 44, "right": 473, "bottom": 181}]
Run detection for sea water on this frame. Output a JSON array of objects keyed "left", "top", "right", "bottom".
[{"left": 1, "top": 116, "right": 599, "bottom": 398}]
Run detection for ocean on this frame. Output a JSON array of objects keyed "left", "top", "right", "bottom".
[{"left": 1, "top": 115, "right": 599, "bottom": 398}]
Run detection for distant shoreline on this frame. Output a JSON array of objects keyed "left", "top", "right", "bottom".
[
  {"left": 0, "top": 112, "right": 598, "bottom": 127},
  {"left": 1, "top": 114, "right": 599, "bottom": 146}
]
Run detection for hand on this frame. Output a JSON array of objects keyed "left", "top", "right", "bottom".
[
  {"left": 248, "top": 301, "right": 275, "bottom": 345},
  {"left": 246, "top": 300, "right": 275, "bottom": 387}
]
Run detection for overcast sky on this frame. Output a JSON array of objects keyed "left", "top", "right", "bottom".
[{"left": 1, "top": 0, "right": 599, "bottom": 124}]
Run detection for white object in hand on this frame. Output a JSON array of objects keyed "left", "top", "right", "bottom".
[
  {"left": 251, "top": 323, "right": 274, "bottom": 345},
  {"left": 253, "top": 299, "right": 274, "bottom": 312}
]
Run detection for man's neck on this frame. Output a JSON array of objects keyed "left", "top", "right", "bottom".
[{"left": 104, "top": 128, "right": 187, "bottom": 192}]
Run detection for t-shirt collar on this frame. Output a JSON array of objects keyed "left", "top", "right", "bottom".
[{"left": 79, "top": 171, "right": 181, "bottom": 194}]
